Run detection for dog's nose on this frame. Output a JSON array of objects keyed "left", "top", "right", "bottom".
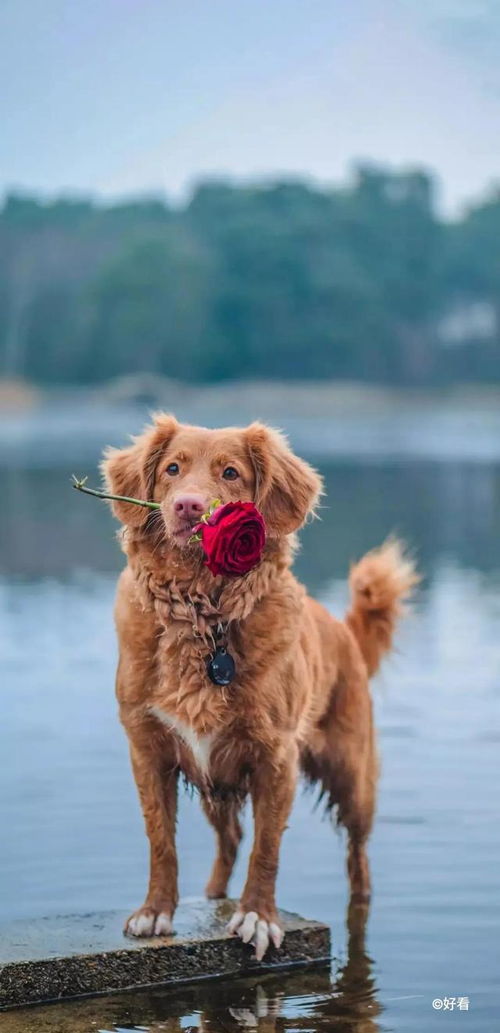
[{"left": 173, "top": 494, "right": 206, "bottom": 518}]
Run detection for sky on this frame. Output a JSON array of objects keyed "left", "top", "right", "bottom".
[{"left": 1, "top": 0, "right": 499, "bottom": 215}]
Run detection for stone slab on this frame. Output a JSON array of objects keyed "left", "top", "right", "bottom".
[{"left": 0, "top": 898, "right": 331, "bottom": 1009}]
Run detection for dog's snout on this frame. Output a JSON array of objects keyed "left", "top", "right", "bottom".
[{"left": 173, "top": 494, "right": 206, "bottom": 518}]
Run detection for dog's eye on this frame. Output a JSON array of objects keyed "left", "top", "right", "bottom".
[
  {"left": 166, "top": 462, "right": 180, "bottom": 476},
  {"left": 222, "top": 466, "right": 239, "bottom": 480}
]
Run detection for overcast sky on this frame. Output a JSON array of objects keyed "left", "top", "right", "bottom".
[{"left": 1, "top": 0, "right": 499, "bottom": 214}]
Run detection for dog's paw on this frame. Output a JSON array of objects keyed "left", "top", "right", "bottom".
[
  {"left": 124, "top": 906, "right": 173, "bottom": 937},
  {"left": 227, "top": 908, "right": 284, "bottom": 961}
]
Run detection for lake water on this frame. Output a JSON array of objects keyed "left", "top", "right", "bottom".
[{"left": 1, "top": 409, "right": 500, "bottom": 1032}]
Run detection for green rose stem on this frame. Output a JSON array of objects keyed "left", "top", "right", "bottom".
[{"left": 71, "top": 475, "right": 160, "bottom": 510}]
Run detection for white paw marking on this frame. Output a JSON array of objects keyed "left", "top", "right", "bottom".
[
  {"left": 227, "top": 909, "right": 284, "bottom": 961},
  {"left": 153, "top": 911, "right": 173, "bottom": 935},
  {"left": 126, "top": 911, "right": 155, "bottom": 937},
  {"left": 269, "top": 922, "right": 284, "bottom": 947},
  {"left": 149, "top": 706, "right": 215, "bottom": 775},
  {"left": 241, "top": 910, "right": 259, "bottom": 943},
  {"left": 227, "top": 908, "right": 244, "bottom": 935},
  {"left": 125, "top": 910, "right": 172, "bottom": 937}
]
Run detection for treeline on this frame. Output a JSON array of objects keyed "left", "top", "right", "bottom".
[{"left": 1, "top": 166, "right": 499, "bottom": 387}]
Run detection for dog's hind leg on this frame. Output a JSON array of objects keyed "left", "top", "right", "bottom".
[
  {"left": 201, "top": 795, "right": 244, "bottom": 899},
  {"left": 342, "top": 749, "right": 376, "bottom": 904},
  {"left": 336, "top": 703, "right": 376, "bottom": 902},
  {"left": 304, "top": 660, "right": 377, "bottom": 902}
]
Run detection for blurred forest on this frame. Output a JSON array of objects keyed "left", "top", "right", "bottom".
[{"left": 1, "top": 165, "right": 499, "bottom": 388}]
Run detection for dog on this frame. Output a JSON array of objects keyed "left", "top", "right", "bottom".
[{"left": 102, "top": 413, "right": 417, "bottom": 960}]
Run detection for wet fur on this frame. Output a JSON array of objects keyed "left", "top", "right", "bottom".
[{"left": 103, "top": 414, "right": 418, "bottom": 950}]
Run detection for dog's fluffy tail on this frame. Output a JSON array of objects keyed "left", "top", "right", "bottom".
[{"left": 345, "top": 538, "right": 419, "bottom": 678}]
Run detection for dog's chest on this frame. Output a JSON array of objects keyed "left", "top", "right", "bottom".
[{"left": 149, "top": 705, "right": 216, "bottom": 776}]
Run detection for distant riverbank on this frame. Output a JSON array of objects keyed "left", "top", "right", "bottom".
[{"left": 1, "top": 377, "right": 499, "bottom": 465}]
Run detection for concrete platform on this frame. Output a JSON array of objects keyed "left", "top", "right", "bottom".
[{"left": 0, "top": 898, "right": 331, "bottom": 1009}]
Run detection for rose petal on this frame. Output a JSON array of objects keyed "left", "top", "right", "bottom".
[{"left": 200, "top": 502, "right": 266, "bottom": 577}]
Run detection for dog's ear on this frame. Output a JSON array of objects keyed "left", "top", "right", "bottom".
[
  {"left": 100, "top": 413, "right": 178, "bottom": 526},
  {"left": 245, "top": 422, "right": 322, "bottom": 536}
]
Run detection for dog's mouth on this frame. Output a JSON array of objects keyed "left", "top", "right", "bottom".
[{"left": 169, "top": 521, "right": 200, "bottom": 546}]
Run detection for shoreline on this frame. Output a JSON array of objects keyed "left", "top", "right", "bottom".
[{"left": 0, "top": 378, "right": 499, "bottom": 466}]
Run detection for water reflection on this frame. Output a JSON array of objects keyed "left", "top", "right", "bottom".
[
  {"left": 1, "top": 903, "right": 381, "bottom": 1033},
  {"left": 1, "top": 454, "right": 500, "bottom": 1032},
  {"left": 200, "top": 903, "right": 380, "bottom": 1033}
]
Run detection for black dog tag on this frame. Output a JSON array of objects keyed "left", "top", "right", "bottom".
[{"left": 206, "top": 646, "right": 236, "bottom": 686}]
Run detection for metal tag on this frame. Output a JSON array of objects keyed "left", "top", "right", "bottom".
[{"left": 206, "top": 646, "right": 236, "bottom": 686}]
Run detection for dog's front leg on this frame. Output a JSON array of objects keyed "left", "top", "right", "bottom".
[
  {"left": 123, "top": 721, "right": 179, "bottom": 938},
  {"left": 228, "top": 746, "right": 297, "bottom": 960}
]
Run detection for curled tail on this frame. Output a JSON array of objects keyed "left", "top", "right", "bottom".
[{"left": 345, "top": 538, "right": 419, "bottom": 677}]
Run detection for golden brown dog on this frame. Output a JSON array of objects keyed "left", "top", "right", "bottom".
[{"left": 102, "top": 414, "right": 417, "bottom": 959}]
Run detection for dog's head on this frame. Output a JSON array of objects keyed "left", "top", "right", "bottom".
[{"left": 101, "top": 414, "right": 322, "bottom": 549}]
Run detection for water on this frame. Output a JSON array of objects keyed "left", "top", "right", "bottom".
[{"left": 1, "top": 431, "right": 500, "bottom": 1031}]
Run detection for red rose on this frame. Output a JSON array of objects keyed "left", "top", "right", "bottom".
[{"left": 195, "top": 501, "right": 266, "bottom": 578}]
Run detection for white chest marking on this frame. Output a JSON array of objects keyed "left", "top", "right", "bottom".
[{"left": 149, "top": 706, "right": 215, "bottom": 775}]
